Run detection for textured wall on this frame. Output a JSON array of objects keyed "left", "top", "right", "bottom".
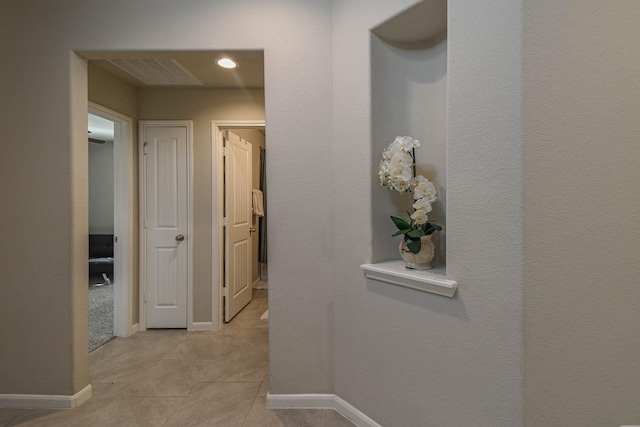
[
  {"left": 371, "top": 34, "right": 448, "bottom": 264},
  {"left": 523, "top": 1, "right": 640, "bottom": 425},
  {"left": 0, "top": 0, "right": 333, "bottom": 396},
  {"left": 333, "top": 0, "right": 524, "bottom": 425}
]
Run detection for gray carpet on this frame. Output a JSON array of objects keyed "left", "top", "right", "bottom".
[{"left": 88, "top": 276, "right": 115, "bottom": 352}]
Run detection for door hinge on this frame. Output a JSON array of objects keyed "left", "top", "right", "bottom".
[
  {"left": 144, "top": 290, "right": 148, "bottom": 303},
  {"left": 223, "top": 146, "right": 228, "bottom": 157},
  {"left": 223, "top": 217, "right": 228, "bottom": 227},
  {"left": 143, "top": 142, "right": 148, "bottom": 155}
]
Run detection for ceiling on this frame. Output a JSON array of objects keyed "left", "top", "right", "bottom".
[
  {"left": 82, "top": 50, "right": 265, "bottom": 89},
  {"left": 85, "top": 50, "right": 265, "bottom": 141}
]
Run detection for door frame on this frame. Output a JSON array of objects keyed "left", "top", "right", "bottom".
[
  {"left": 139, "top": 120, "right": 194, "bottom": 331},
  {"left": 212, "top": 120, "right": 265, "bottom": 329},
  {"left": 88, "top": 102, "right": 135, "bottom": 337}
]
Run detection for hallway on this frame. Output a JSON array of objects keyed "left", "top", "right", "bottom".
[{"left": 0, "top": 291, "right": 353, "bottom": 426}]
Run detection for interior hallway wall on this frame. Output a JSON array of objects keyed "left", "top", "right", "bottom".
[
  {"left": 523, "top": 1, "right": 640, "bottom": 424},
  {"left": 0, "top": 0, "right": 334, "bottom": 398},
  {"left": 138, "top": 88, "right": 265, "bottom": 322},
  {"left": 332, "top": 0, "right": 524, "bottom": 425}
]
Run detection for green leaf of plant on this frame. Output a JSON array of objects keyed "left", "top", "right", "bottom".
[
  {"left": 424, "top": 223, "right": 443, "bottom": 235},
  {"left": 390, "top": 216, "right": 410, "bottom": 230},
  {"left": 392, "top": 229, "right": 412, "bottom": 236},
  {"left": 405, "top": 236, "right": 422, "bottom": 254},
  {"left": 407, "top": 229, "right": 425, "bottom": 238}
]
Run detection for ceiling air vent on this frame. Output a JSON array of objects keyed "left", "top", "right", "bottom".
[{"left": 107, "top": 58, "right": 203, "bottom": 86}]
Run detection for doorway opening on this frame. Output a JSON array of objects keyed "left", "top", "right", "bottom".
[
  {"left": 212, "top": 121, "right": 267, "bottom": 328},
  {"left": 88, "top": 103, "right": 135, "bottom": 346},
  {"left": 88, "top": 112, "right": 115, "bottom": 351},
  {"left": 81, "top": 49, "right": 266, "bottom": 333}
]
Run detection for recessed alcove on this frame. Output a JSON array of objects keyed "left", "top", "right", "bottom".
[{"left": 368, "top": 0, "right": 450, "bottom": 292}]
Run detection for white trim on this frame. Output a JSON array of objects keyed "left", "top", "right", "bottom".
[
  {"left": 265, "top": 393, "right": 334, "bottom": 409},
  {"left": 265, "top": 393, "right": 382, "bottom": 427},
  {"left": 189, "top": 321, "right": 215, "bottom": 331},
  {"left": 0, "top": 385, "right": 92, "bottom": 410},
  {"left": 138, "top": 124, "right": 147, "bottom": 332},
  {"left": 88, "top": 103, "right": 135, "bottom": 337},
  {"left": 211, "top": 121, "right": 265, "bottom": 329},
  {"left": 139, "top": 120, "right": 194, "bottom": 331},
  {"left": 360, "top": 261, "right": 457, "bottom": 298},
  {"left": 334, "top": 395, "right": 383, "bottom": 427}
]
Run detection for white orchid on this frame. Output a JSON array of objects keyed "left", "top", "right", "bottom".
[
  {"left": 380, "top": 136, "right": 443, "bottom": 254},
  {"left": 413, "top": 179, "right": 437, "bottom": 203},
  {"left": 412, "top": 198, "right": 433, "bottom": 213},
  {"left": 410, "top": 209, "right": 429, "bottom": 225}
]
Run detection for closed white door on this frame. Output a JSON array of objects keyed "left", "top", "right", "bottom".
[
  {"left": 225, "top": 131, "right": 253, "bottom": 322},
  {"left": 143, "top": 123, "right": 189, "bottom": 328}
]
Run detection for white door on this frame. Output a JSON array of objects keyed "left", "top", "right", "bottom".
[
  {"left": 225, "top": 131, "right": 253, "bottom": 322},
  {"left": 143, "top": 123, "right": 189, "bottom": 328}
]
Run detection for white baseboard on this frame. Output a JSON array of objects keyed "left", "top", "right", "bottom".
[
  {"left": 131, "top": 323, "right": 139, "bottom": 334},
  {"left": 333, "top": 395, "right": 382, "bottom": 427},
  {"left": 266, "top": 393, "right": 334, "bottom": 409},
  {"left": 0, "top": 384, "right": 92, "bottom": 409},
  {"left": 189, "top": 321, "right": 215, "bottom": 331},
  {"left": 265, "top": 393, "right": 381, "bottom": 427}
]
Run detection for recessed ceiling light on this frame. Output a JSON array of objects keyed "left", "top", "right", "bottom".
[{"left": 216, "top": 58, "right": 237, "bottom": 69}]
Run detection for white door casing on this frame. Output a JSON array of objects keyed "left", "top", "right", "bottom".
[
  {"left": 212, "top": 121, "right": 265, "bottom": 330},
  {"left": 140, "top": 121, "right": 191, "bottom": 329},
  {"left": 224, "top": 131, "right": 253, "bottom": 322}
]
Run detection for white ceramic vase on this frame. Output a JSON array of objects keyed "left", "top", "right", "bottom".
[{"left": 399, "top": 234, "right": 435, "bottom": 270}]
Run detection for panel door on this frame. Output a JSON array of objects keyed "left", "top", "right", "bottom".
[
  {"left": 144, "top": 124, "right": 188, "bottom": 328},
  {"left": 225, "top": 131, "right": 253, "bottom": 322}
]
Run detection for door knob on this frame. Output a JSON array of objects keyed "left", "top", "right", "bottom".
[
  {"left": 249, "top": 227, "right": 256, "bottom": 234},
  {"left": 175, "top": 234, "right": 185, "bottom": 241}
]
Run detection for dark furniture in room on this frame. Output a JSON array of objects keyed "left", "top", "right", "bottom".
[{"left": 89, "top": 234, "right": 114, "bottom": 283}]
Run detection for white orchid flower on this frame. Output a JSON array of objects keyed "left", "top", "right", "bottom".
[
  {"left": 413, "top": 179, "right": 437, "bottom": 202},
  {"left": 410, "top": 209, "right": 429, "bottom": 225},
  {"left": 412, "top": 198, "right": 433, "bottom": 213}
]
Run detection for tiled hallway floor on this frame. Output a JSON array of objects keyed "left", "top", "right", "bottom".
[{"left": 1, "top": 290, "right": 354, "bottom": 427}]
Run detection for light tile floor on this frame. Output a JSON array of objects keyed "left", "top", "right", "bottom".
[{"left": 0, "top": 290, "right": 354, "bottom": 427}]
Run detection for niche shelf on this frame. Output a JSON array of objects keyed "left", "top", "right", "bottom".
[
  {"left": 361, "top": 261, "right": 457, "bottom": 298},
  {"left": 370, "top": 0, "right": 449, "bottom": 268}
]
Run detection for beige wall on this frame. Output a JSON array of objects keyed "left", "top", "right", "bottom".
[
  {"left": 523, "top": 1, "right": 640, "bottom": 424},
  {"left": 138, "top": 88, "right": 265, "bottom": 322},
  {"left": 88, "top": 63, "right": 138, "bottom": 120},
  {"left": 233, "top": 129, "right": 266, "bottom": 285}
]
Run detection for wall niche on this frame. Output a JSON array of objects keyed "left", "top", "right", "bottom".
[{"left": 370, "top": 0, "right": 448, "bottom": 271}]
